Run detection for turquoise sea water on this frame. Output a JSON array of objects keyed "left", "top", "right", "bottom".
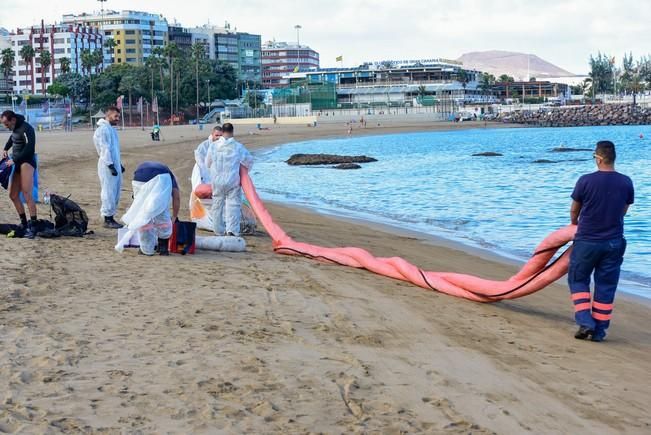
[{"left": 250, "top": 126, "right": 650, "bottom": 299}]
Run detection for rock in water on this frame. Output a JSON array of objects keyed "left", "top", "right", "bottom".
[
  {"left": 551, "top": 147, "right": 593, "bottom": 152},
  {"left": 532, "top": 159, "right": 557, "bottom": 164},
  {"left": 333, "top": 163, "right": 362, "bottom": 170},
  {"left": 286, "top": 154, "right": 378, "bottom": 165},
  {"left": 472, "top": 152, "right": 503, "bottom": 157}
]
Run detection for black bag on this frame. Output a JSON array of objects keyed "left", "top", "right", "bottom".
[{"left": 49, "top": 194, "right": 90, "bottom": 237}]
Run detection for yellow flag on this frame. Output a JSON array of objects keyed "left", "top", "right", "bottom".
[
  {"left": 336, "top": 55, "right": 343, "bottom": 62},
  {"left": 293, "top": 65, "right": 299, "bottom": 73}
]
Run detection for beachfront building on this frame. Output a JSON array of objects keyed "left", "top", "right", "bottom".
[
  {"left": 272, "top": 59, "right": 490, "bottom": 113},
  {"left": 0, "top": 28, "right": 12, "bottom": 95},
  {"left": 491, "top": 80, "right": 571, "bottom": 102},
  {"left": 189, "top": 24, "right": 262, "bottom": 83},
  {"left": 9, "top": 20, "right": 103, "bottom": 95},
  {"left": 168, "top": 24, "right": 192, "bottom": 52},
  {"left": 261, "top": 41, "right": 320, "bottom": 88},
  {"left": 61, "top": 10, "right": 168, "bottom": 66}
]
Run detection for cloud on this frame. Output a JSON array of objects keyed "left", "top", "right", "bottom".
[{"left": 1, "top": 0, "right": 649, "bottom": 74}]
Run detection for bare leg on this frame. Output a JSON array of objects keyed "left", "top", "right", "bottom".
[
  {"left": 19, "top": 163, "right": 37, "bottom": 217},
  {"left": 8, "top": 169, "right": 26, "bottom": 216}
]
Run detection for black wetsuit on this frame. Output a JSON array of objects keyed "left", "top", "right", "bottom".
[{"left": 4, "top": 114, "right": 36, "bottom": 173}]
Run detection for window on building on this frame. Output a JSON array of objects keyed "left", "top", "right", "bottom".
[
  {"left": 54, "top": 48, "right": 65, "bottom": 54},
  {"left": 105, "top": 30, "right": 112, "bottom": 36},
  {"left": 117, "top": 49, "right": 121, "bottom": 54},
  {"left": 125, "top": 39, "right": 136, "bottom": 44},
  {"left": 126, "top": 57, "right": 136, "bottom": 62},
  {"left": 54, "top": 38, "right": 65, "bottom": 44},
  {"left": 116, "top": 31, "right": 121, "bottom": 35},
  {"left": 126, "top": 48, "right": 136, "bottom": 54},
  {"left": 117, "top": 58, "right": 122, "bottom": 63},
  {"left": 125, "top": 30, "right": 136, "bottom": 35}
]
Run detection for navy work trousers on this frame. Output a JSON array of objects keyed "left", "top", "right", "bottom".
[{"left": 568, "top": 238, "right": 626, "bottom": 340}]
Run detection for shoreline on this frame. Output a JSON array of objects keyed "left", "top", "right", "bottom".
[{"left": 1, "top": 119, "right": 649, "bottom": 433}]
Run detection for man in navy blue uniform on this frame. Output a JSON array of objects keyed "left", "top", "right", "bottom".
[{"left": 569, "top": 141, "right": 634, "bottom": 342}]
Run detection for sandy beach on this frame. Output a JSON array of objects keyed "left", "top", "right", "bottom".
[{"left": 1, "top": 119, "right": 650, "bottom": 434}]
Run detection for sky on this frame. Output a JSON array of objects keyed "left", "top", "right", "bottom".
[{"left": 1, "top": 0, "right": 649, "bottom": 74}]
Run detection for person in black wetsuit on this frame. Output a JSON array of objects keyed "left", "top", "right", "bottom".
[{"left": 1, "top": 110, "right": 38, "bottom": 239}]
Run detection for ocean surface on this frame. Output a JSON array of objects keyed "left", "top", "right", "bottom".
[{"left": 250, "top": 125, "right": 650, "bottom": 299}]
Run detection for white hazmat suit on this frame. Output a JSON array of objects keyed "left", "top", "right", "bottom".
[
  {"left": 194, "top": 135, "right": 218, "bottom": 184},
  {"left": 93, "top": 118, "right": 122, "bottom": 217},
  {"left": 205, "top": 137, "right": 253, "bottom": 236},
  {"left": 115, "top": 174, "right": 173, "bottom": 255}
]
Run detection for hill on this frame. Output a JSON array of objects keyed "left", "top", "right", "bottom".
[{"left": 457, "top": 50, "right": 574, "bottom": 80}]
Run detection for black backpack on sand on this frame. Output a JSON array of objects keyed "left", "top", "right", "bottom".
[{"left": 45, "top": 194, "right": 90, "bottom": 237}]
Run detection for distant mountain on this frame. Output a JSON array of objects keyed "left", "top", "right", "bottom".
[{"left": 457, "top": 50, "right": 574, "bottom": 80}]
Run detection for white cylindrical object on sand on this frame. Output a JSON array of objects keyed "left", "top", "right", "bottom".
[{"left": 195, "top": 235, "right": 247, "bottom": 252}]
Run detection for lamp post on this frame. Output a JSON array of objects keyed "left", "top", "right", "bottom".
[
  {"left": 205, "top": 78, "right": 210, "bottom": 117},
  {"left": 294, "top": 24, "right": 301, "bottom": 72}
]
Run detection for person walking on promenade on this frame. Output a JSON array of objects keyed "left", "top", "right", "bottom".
[
  {"left": 568, "top": 140, "right": 634, "bottom": 342},
  {"left": 93, "top": 106, "right": 124, "bottom": 229},
  {"left": 1, "top": 110, "right": 39, "bottom": 239}
]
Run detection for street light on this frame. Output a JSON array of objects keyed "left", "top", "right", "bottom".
[{"left": 294, "top": 24, "right": 301, "bottom": 71}]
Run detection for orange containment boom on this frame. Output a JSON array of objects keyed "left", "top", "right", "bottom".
[{"left": 240, "top": 167, "right": 576, "bottom": 302}]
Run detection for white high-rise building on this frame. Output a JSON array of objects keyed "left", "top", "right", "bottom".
[
  {"left": 10, "top": 20, "right": 103, "bottom": 95},
  {"left": 62, "top": 10, "right": 168, "bottom": 66}
]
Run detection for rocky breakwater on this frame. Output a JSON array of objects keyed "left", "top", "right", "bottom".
[
  {"left": 501, "top": 104, "right": 651, "bottom": 127},
  {"left": 286, "top": 154, "right": 377, "bottom": 169}
]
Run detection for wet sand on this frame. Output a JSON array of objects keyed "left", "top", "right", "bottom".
[{"left": 1, "top": 119, "right": 649, "bottom": 433}]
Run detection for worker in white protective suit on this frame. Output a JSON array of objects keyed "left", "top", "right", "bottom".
[
  {"left": 205, "top": 122, "right": 253, "bottom": 236},
  {"left": 93, "top": 106, "right": 124, "bottom": 228},
  {"left": 115, "top": 161, "right": 180, "bottom": 256},
  {"left": 194, "top": 125, "right": 223, "bottom": 184}
]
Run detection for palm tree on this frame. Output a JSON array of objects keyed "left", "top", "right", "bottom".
[
  {"left": 103, "top": 38, "right": 116, "bottom": 63},
  {"left": 59, "top": 57, "right": 71, "bottom": 74},
  {"left": 163, "top": 43, "right": 179, "bottom": 123},
  {"left": 80, "top": 49, "right": 95, "bottom": 112},
  {"left": 119, "top": 71, "right": 138, "bottom": 126},
  {"left": 19, "top": 45, "right": 35, "bottom": 94},
  {"left": 191, "top": 42, "right": 204, "bottom": 120},
  {"left": 1, "top": 48, "right": 15, "bottom": 79},
  {"left": 39, "top": 50, "right": 52, "bottom": 94}
]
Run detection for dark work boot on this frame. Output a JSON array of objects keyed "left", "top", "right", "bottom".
[
  {"left": 158, "top": 238, "right": 169, "bottom": 256},
  {"left": 574, "top": 326, "right": 594, "bottom": 340},
  {"left": 103, "top": 216, "right": 123, "bottom": 229}
]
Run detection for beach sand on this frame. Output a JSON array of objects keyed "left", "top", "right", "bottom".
[{"left": 1, "top": 119, "right": 649, "bottom": 433}]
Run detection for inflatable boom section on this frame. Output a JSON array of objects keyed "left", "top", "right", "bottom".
[{"left": 240, "top": 167, "right": 576, "bottom": 302}]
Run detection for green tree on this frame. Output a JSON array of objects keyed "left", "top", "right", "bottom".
[
  {"left": 59, "top": 57, "right": 71, "bottom": 74},
  {"left": 498, "top": 74, "right": 515, "bottom": 83},
  {"left": 19, "top": 45, "right": 36, "bottom": 94},
  {"left": 589, "top": 52, "right": 615, "bottom": 94},
  {"left": 479, "top": 73, "right": 496, "bottom": 94},
  {"left": 1, "top": 48, "right": 15, "bottom": 78},
  {"left": 39, "top": 50, "right": 52, "bottom": 94},
  {"left": 104, "top": 38, "right": 117, "bottom": 63},
  {"left": 163, "top": 43, "right": 180, "bottom": 121},
  {"left": 47, "top": 82, "right": 70, "bottom": 97},
  {"left": 118, "top": 69, "right": 142, "bottom": 126},
  {"left": 191, "top": 42, "right": 205, "bottom": 119}
]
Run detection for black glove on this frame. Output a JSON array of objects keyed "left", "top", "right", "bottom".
[
  {"left": 108, "top": 164, "right": 118, "bottom": 176},
  {"left": 121, "top": 164, "right": 125, "bottom": 174}
]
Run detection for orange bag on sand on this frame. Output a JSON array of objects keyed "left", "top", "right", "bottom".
[
  {"left": 240, "top": 166, "right": 576, "bottom": 302},
  {"left": 194, "top": 183, "right": 212, "bottom": 199}
]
